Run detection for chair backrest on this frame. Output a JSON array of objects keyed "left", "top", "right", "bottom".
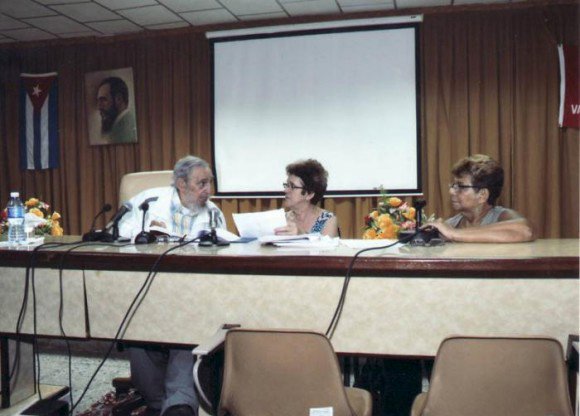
[
  {"left": 218, "top": 328, "right": 356, "bottom": 416},
  {"left": 420, "top": 336, "right": 573, "bottom": 416},
  {"left": 118, "top": 170, "right": 173, "bottom": 204}
]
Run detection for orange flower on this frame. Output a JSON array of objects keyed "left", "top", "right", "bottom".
[
  {"left": 51, "top": 222, "right": 63, "bottom": 236},
  {"left": 29, "top": 208, "right": 44, "bottom": 218},
  {"left": 378, "top": 214, "right": 392, "bottom": 228},
  {"left": 370, "top": 210, "right": 379, "bottom": 219},
  {"left": 51, "top": 212, "right": 61, "bottom": 221},
  {"left": 403, "top": 207, "right": 416, "bottom": 220},
  {"left": 362, "top": 228, "right": 377, "bottom": 239},
  {"left": 388, "top": 197, "right": 403, "bottom": 207},
  {"left": 25, "top": 198, "right": 39, "bottom": 207},
  {"left": 378, "top": 224, "right": 400, "bottom": 239}
]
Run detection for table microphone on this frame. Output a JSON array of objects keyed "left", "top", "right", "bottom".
[
  {"left": 106, "top": 202, "right": 133, "bottom": 241},
  {"left": 82, "top": 203, "right": 112, "bottom": 242},
  {"left": 398, "top": 198, "right": 442, "bottom": 246},
  {"left": 134, "top": 197, "right": 158, "bottom": 244},
  {"left": 199, "top": 208, "right": 229, "bottom": 247}
]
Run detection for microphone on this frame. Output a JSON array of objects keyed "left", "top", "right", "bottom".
[
  {"left": 105, "top": 202, "right": 133, "bottom": 230},
  {"left": 134, "top": 198, "right": 157, "bottom": 244},
  {"left": 89, "top": 203, "right": 112, "bottom": 230},
  {"left": 413, "top": 198, "right": 427, "bottom": 229},
  {"left": 105, "top": 201, "right": 133, "bottom": 241},
  {"left": 209, "top": 209, "right": 218, "bottom": 244},
  {"left": 398, "top": 198, "right": 442, "bottom": 246},
  {"left": 139, "top": 196, "right": 158, "bottom": 211},
  {"left": 82, "top": 203, "right": 112, "bottom": 242},
  {"left": 199, "top": 208, "right": 229, "bottom": 247}
]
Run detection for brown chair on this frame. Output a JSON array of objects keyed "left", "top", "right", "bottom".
[
  {"left": 216, "top": 328, "right": 372, "bottom": 416},
  {"left": 111, "top": 170, "right": 173, "bottom": 416},
  {"left": 411, "top": 335, "right": 574, "bottom": 416}
]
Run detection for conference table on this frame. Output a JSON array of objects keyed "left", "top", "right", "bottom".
[
  {"left": 1, "top": 236, "right": 577, "bottom": 353},
  {"left": 0, "top": 236, "right": 578, "bottom": 408}
]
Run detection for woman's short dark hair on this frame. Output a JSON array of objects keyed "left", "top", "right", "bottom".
[
  {"left": 452, "top": 154, "right": 504, "bottom": 205},
  {"left": 286, "top": 159, "right": 328, "bottom": 205}
]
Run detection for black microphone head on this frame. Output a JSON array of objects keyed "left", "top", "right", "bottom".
[
  {"left": 413, "top": 198, "right": 427, "bottom": 210},
  {"left": 139, "top": 201, "right": 150, "bottom": 211}
]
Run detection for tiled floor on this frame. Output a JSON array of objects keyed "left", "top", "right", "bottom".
[{"left": 37, "top": 340, "right": 130, "bottom": 415}]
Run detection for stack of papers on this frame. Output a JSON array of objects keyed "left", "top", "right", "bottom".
[
  {"left": 258, "top": 233, "right": 319, "bottom": 245},
  {"left": 259, "top": 234, "right": 339, "bottom": 249}
]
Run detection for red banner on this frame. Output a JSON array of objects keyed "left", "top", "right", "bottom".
[{"left": 559, "top": 45, "right": 579, "bottom": 128}]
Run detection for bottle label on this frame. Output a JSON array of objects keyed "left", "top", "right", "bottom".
[{"left": 7, "top": 206, "right": 24, "bottom": 218}]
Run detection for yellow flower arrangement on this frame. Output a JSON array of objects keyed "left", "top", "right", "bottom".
[
  {"left": 0, "top": 197, "right": 63, "bottom": 237},
  {"left": 363, "top": 193, "right": 417, "bottom": 240}
]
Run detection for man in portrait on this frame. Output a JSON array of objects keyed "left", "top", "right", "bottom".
[{"left": 96, "top": 76, "right": 137, "bottom": 144}]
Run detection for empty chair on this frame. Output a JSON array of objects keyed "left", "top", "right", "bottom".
[
  {"left": 411, "top": 336, "right": 574, "bottom": 416},
  {"left": 216, "top": 328, "right": 372, "bottom": 416}
]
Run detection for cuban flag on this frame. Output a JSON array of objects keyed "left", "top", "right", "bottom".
[{"left": 19, "top": 72, "right": 59, "bottom": 170}]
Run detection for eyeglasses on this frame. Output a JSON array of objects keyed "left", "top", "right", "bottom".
[
  {"left": 449, "top": 183, "right": 479, "bottom": 192},
  {"left": 283, "top": 182, "right": 304, "bottom": 190}
]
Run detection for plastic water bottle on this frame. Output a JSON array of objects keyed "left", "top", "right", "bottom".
[{"left": 7, "top": 192, "right": 26, "bottom": 244}]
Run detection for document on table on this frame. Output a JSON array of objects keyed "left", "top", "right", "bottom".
[
  {"left": 265, "top": 235, "right": 340, "bottom": 250},
  {"left": 232, "top": 208, "right": 287, "bottom": 238},
  {"left": 258, "top": 233, "right": 321, "bottom": 245}
]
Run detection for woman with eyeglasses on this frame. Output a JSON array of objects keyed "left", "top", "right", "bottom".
[
  {"left": 274, "top": 159, "right": 339, "bottom": 237},
  {"left": 426, "top": 154, "right": 535, "bottom": 242}
]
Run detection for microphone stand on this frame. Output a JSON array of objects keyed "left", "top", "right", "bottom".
[
  {"left": 111, "top": 220, "right": 121, "bottom": 241},
  {"left": 134, "top": 202, "right": 156, "bottom": 244},
  {"left": 82, "top": 204, "right": 113, "bottom": 242},
  {"left": 403, "top": 198, "right": 442, "bottom": 246},
  {"left": 199, "top": 209, "right": 229, "bottom": 247}
]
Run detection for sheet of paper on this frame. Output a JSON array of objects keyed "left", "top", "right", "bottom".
[
  {"left": 258, "top": 233, "right": 317, "bottom": 244},
  {"left": 310, "top": 407, "right": 333, "bottom": 416},
  {"left": 273, "top": 236, "right": 339, "bottom": 250},
  {"left": 232, "top": 208, "right": 287, "bottom": 238}
]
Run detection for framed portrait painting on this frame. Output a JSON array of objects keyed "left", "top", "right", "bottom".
[{"left": 85, "top": 67, "right": 138, "bottom": 145}]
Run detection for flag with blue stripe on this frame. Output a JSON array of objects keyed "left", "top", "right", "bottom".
[{"left": 19, "top": 72, "right": 59, "bottom": 170}]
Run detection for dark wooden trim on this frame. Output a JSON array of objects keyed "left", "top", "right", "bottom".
[
  {"left": 0, "top": 247, "right": 577, "bottom": 278},
  {"left": 1, "top": 337, "right": 10, "bottom": 408}
]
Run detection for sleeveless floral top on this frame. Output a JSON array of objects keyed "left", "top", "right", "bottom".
[{"left": 310, "top": 210, "right": 335, "bottom": 233}]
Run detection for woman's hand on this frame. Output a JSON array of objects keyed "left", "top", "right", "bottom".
[
  {"left": 424, "top": 219, "right": 455, "bottom": 241},
  {"left": 274, "top": 221, "right": 298, "bottom": 235},
  {"left": 275, "top": 211, "right": 299, "bottom": 235}
]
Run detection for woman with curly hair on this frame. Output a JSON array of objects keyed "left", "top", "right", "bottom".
[{"left": 275, "top": 158, "right": 339, "bottom": 237}]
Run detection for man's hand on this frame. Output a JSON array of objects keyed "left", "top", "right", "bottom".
[{"left": 150, "top": 219, "right": 167, "bottom": 229}]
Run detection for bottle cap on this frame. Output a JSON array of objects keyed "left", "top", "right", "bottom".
[{"left": 10, "top": 192, "right": 19, "bottom": 198}]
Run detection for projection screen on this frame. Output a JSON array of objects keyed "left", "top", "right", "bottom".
[{"left": 210, "top": 18, "right": 421, "bottom": 197}]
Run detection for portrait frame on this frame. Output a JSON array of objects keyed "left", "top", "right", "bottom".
[{"left": 85, "top": 67, "right": 138, "bottom": 145}]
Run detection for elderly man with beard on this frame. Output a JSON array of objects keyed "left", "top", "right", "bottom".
[
  {"left": 117, "top": 155, "right": 226, "bottom": 416},
  {"left": 97, "top": 76, "right": 137, "bottom": 143}
]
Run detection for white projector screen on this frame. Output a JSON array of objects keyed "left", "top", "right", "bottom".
[{"left": 211, "top": 22, "right": 421, "bottom": 197}]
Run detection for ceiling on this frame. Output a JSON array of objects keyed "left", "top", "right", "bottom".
[{"left": 0, "top": 0, "right": 533, "bottom": 45}]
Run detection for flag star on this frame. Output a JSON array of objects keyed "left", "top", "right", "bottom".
[{"left": 32, "top": 85, "right": 42, "bottom": 96}]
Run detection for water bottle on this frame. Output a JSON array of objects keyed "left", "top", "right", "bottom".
[{"left": 7, "top": 192, "right": 26, "bottom": 244}]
